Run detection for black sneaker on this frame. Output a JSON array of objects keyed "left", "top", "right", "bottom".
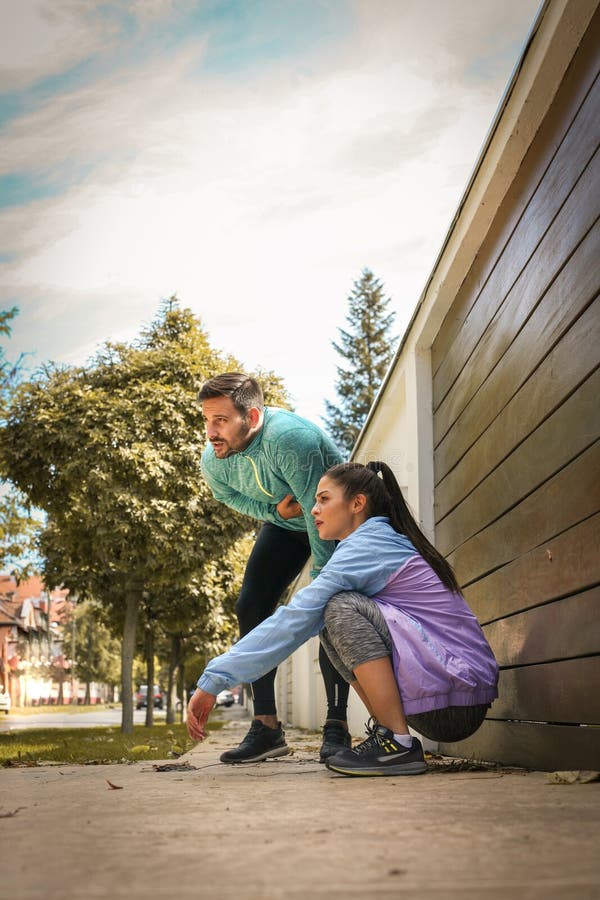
[
  {"left": 325, "top": 722, "right": 428, "bottom": 777},
  {"left": 319, "top": 720, "right": 352, "bottom": 763},
  {"left": 219, "top": 719, "right": 290, "bottom": 764}
]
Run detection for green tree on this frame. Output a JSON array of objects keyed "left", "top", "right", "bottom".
[
  {"left": 0, "top": 307, "right": 41, "bottom": 574},
  {"left": 153, "top": 533, "right": 254, "bottom": 724},
  {"left": 324, "top": 269, "right": 397, "bottom": 454},
  {"left": 0, "top": 299, "right": 286, "bottom": 731},
  {"left": 0, "top": 488, "right": 41, "bottom": 574},
  {"left": 0, "top": 307, "right": 21, "bottom": 419},
  {"left": 64, "top": 600, "right": 121, "bottom": 703}
]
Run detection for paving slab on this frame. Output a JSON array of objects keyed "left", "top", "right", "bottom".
[{"left": 2, "top": 707, "right": 599, "bottom": 900}]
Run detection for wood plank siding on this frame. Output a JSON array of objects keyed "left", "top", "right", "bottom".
[{"left": 431, "top": 13, "right": 600, "bottom": 770}]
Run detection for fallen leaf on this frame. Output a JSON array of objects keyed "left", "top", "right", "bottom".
[
  {"left": 546, "top": 771, "right": 578, "bottom": 784},
  {"left": 130, "top": 745, "right": 151, "bottom": 753},
  {"left": 546, "top": 770, "right": 599, "bottom": 785},
  {"left": 106, "top": 780, "right": 124, "bottom": 790}
]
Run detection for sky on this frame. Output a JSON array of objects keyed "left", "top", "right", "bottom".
[{"left": 0, "top": 0, "right": 541, "bottom": 425}]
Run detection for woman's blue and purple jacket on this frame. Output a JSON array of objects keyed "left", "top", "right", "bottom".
[{"left": 198, "top": 516, "right": 499, "bottom": 715}]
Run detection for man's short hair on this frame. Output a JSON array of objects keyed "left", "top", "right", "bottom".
[{"left": 198, "top": 372, "right": 264, "bottom": 416}]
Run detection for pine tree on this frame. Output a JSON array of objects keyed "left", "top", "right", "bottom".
[{"left": 324, "top": 269, "right": 397, "bottom": 454}]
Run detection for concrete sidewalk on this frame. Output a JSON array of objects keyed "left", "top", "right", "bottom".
[{"left": 2, "top": 707, "right": 599, "bottom": 900}]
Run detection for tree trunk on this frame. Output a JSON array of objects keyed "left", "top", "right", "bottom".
[
  {"left": 177, "top": 657, "right": 185, "bottom": 725},
  {"left": 166, "top": 634, "right": 181, "bottom": 725},
  {"left": 84, "top": 627, "right": 92, "bottom": 705},
  {"left": 144, "top": 621, "right": 154, "bottom": 728},
  {"left": 120, "top": 590, "right": 140, "bottom": 733}
]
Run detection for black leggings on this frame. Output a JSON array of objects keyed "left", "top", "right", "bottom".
[{"left": 236, "top": 523, "right": 349, "bottom": 719}]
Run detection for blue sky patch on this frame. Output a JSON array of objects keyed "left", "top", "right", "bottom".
[
  {"left": 0, "top": 173, "right": 62, "bottom": 209},
  {"left": 0, "top": 160, "right": 94, "bottom": 209},
  {"left": 189, "top": 0, "right": 350, "bottom": 77}
]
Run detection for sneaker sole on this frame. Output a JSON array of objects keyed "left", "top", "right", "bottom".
[
  {"left": 220, "top": 745, "right": 291, "bottom": 764},
  {"left": 325, "top": 760, "right": 428, "bottom": 777}
]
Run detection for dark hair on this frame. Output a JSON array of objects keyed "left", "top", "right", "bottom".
[
  {"left": 325, "top": 461, "right": 461, "bottom": 594},
  {"left": 198, "top": 372, "right": 264, "bottom": 416}
]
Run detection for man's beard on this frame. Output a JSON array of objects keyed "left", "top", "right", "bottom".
[{"left": 211, "top": 419, "right": 252, "bottom": 457}]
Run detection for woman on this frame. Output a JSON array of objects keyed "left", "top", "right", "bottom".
[{"left": 187, "top": 461, "right": 498, "bottom": 777}]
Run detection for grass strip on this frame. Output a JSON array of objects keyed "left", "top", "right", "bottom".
[
  {"left": 0, "top": 720, "right": 223, "bottom": 766},
  {"left": 7, "top": 704, "right": 115, "bottom": 717}
]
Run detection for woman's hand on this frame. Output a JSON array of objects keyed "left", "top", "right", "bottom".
[
  {"left": 276, "top": 494, "right": 302, "bottom": 519},
  {"left": 186, "top": 688, "right": 217, "bottom": 741}
]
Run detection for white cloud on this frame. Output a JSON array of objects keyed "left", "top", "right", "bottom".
[
  {"left": 129, "top": 0, "right": 197, "bottom": 26},
  {"left": 0, "top": 44, "right": 208, "bottom": 178},
  {"left": 0, "top": 1, "right": 118, "bottom": 91},
  {"left": 0, "top": 0, "right": 199, "bottom": 91},
  {"left": 1, "top": 0, "right": 541, "bottom": 422}
]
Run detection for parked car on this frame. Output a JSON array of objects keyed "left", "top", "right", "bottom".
[
  {"left": 215, "top": 689, "right": 235, "bottom": 708},
  {"left": 0, "top": 687, "right": 10, "bottom": 715},
  {"left": 135, "top": 684, "right": 164, "bottom": 710}
]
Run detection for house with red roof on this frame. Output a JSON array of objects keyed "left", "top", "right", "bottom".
[{"left": 0, "top": 575, "right": 74, "bottom": 706}]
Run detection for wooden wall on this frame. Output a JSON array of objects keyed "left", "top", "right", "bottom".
[{"left": 431, "top": 12, "right": 600, "bottom": 770}]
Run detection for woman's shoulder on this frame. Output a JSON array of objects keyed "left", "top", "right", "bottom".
[
  {"left": 341, "top": 517, "right": 416, "bottom": 554},
  {"left": 323, "top": 517, "right": 417, "bottom": 591}
]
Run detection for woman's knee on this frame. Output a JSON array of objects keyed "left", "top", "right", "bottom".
[{"left": 323, "top": 591, "right": 365, "bottom": 630}]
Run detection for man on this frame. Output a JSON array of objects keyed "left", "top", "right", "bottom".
[{"left": 194, "top": 372, "right": 350, "bottom": 763}]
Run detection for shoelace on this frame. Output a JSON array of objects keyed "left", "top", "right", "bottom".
[{"left": 352, "top": 719, "right": 383, "bottom": 756}]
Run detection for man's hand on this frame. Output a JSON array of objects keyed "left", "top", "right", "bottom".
[
  {"left": 276, "top": 494, "right": 302, "bottom": 520},
  {"left": 186, "top": 688, "right": 217, "bottom": 742}
]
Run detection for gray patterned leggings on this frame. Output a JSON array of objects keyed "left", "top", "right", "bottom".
[{"left": 319, "top": 591, "right": 488, "bottom": 743}]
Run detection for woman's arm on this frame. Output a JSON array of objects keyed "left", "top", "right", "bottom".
[
  {"left": 196, "top": 523, "right": 400, "bottom": 696},
  {"left": 186, "top": 521, "right": 410, "bottom": 740}
]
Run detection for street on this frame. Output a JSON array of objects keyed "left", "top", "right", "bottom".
[{"left": 0, "top": 706, "right": 167, "bottom": 731}]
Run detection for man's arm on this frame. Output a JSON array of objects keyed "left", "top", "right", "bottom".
[
  {"left": 203, "top": 464, "right": 276, "bottom": 521},
  {"left": 275, "top": 435, "right": 340, "bottom": 575},
  {"left": 276, "top": 494, "right": 302, "bottom": 519}
]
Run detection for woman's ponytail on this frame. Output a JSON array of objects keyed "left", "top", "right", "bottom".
[{"left": 367, "top": 460, "right": 461, "bottom": 594}]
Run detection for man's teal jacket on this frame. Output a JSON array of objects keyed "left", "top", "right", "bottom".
[{"left": 201, "top": 406, "right": 344, "bottom": 576}]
